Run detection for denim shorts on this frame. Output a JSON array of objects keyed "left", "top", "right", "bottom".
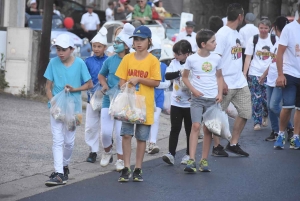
[
  {"left": 121, "top": 122, "right": 150, "bottom": 141},
  {"left": 282, "top": 74, "right": 300, "bottom": 109},
  {"left": 190, "top": 95, "right": 216, "bottom": 123}
]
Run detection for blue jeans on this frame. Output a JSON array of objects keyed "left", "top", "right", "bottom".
[{"left": 266, "top": 86, "right": 292, "bottom": 132}]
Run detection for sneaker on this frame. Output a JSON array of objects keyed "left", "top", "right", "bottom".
[
  {"left": 184, "top": 159, "right": 196, "bottom": 173},
  {"left": 115, "top": 159, "right": 124, "bottom": 172},
  {"left": 254, "top": 124, "right": 261, "bottom": 131},
  {"left": 265, "top": 131, "right": 278, "bottom": 142},
  {"left": 133, "top": 168, "right": 143, "bottom": 182},
  {"left": 225, "top": 143, "right": 249, "bottom": 157},
  {"left": 45, "top": 172, "right": 67, "bottom": 187},
  {"left": 212, "top": 144, "right": 229, "bottom": 157},
  {"left": 181, "top": 155, "right": 190, "bottom": 164},
  {"left": 162, "top": 153, "right": 174, "bottom": 165},
  {"left": 100, "top": 150, "right": 113, "bottom": 167},
  {"left": 147, "top": 143, "right": 160, "bottom": 154},
  {"left": 290, "top": 136, "right": 300, "bottom": 150},
  {"left": 287, "top": 128, "right": 294, "bottom": 142},
  {"left": 199, "top": 159, "right": 211, "bottom": 172},
  {"left": 198, "top": 134, "right": 204, "bottom": 139},
  {"left": 262, "top": 117, "right": 268, "bottom": 127},
  {"left": 274, "top": 134, "right": 285, "bottom": 149},
  {"left": 118, "top": 167, "right": 131, "bottom": 182},
  {"left": 63, "top": 166, "right": 70, "bottom": 180},
  {"left": 86, "top": 152, "right": 97, "bottom": 163}
]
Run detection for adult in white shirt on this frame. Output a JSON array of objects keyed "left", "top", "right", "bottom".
[
  {"left": 106, "top": 1, "right": 114, "bottom": 22},
  {"left": 80, "top": 4, "right": 100, "bottom": 41},
  {"left": 275, "top": 1, "right": 300, "bottom": 150},
  {"left": 175, "top": 21, "right": 198, "bottom": 52},
  {"left": 258, "top": 16, "right": 294, "bottom": 142},
  {"left": 53, "top": 4, "right": 61, "bottom": 16},
  {"left": 239, "top": 13, "right": 259, "bottom": 48},
  {"left": 222, "top": 16, "right": 227, "bottom": 26},
  {"left": 214, "top": 3, "right": 251, "bottom": 157},
  {"left": 243, "top": 19, "right": 274, "bottom": 131}
]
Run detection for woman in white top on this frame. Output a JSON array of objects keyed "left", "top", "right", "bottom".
[
  {"left": 243, "top": 19, "right": 274, "bottom": 131},
  {"left": 259, "top": 17, "right": 293, "bottom": 142}
]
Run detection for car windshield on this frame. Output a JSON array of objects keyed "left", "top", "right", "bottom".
[
  {"left": 27, "top": 18, "right": 63, "bottom": 29},
  {"left": 163, "top": 18, "right": 180, "bottom": 30}
]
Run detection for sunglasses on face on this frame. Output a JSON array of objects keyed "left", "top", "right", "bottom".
[{"left": 56, "top": 47, "right": 68, "bottom": 52}]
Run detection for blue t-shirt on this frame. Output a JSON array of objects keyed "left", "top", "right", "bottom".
[
  {"left": 44, "top": 57, "right": 91, "bottom": 111},
  {"left": 155, "top": 62, "right": 167, "bottom": 109},
  {"left": 85, "top": 55, "right": 108, "bottom": 102},
  {"left": 99, "top": 54, "right": 122, "bottom": 108}
]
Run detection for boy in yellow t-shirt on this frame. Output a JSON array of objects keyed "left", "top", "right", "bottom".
[{"left": 115, "top": 25, "right": 161, "bottom": 182}]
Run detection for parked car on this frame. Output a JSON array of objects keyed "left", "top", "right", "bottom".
[
  {"left": 162, "top": 17, "right": 180, "bottom": 41},
  {"left": 25, "top": 14, "right": 92, "bottom": 59}
]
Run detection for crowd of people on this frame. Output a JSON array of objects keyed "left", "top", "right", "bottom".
[{"left": 42, "top": 1, "right": 300, "bottom": 187}]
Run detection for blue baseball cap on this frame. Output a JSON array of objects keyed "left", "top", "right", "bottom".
[{"left": 129, "top": 25, "right": 152, "bottom": 39}]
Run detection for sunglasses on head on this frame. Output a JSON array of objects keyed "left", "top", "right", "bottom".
[{"left": 56, "top": 47, "right": 69, "bottom": 52}]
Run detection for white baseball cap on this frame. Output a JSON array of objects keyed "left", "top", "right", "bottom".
[
  {"left": 54, "top": 34, "right": 75, "bottom": 48},
  {"left": 90, "top": 27, "right": 108, "bottom": 45}
]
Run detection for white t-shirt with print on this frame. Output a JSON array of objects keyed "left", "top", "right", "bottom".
[
  {"left": 166, "top": 59, "right": 191, "bottom": 108},
  {"left": 184, "top": 53, "right": 222, "bottom": 98},
  {"left": 266, "top": 40, "right": 279, "bottom": 87},
  {"left": 214, "top": 26, "right": 247, "bottom": 89},
  {"left": 245, "top": 33, "right": 274, "bottom": 76},
  {"left": 279, "top": 20, "right": 300, "bottom": 78}
]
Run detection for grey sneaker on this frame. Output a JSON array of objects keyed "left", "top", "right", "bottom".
[
  {"left": 212, "top": 144, "right": 229, "bottom": 157},
  {"left": 184, "top": 159, "right": 197, "bottom": 173},
  {"left": 148, "top": 143, "right": 160, "bottom": 154},
  {"left": 181, "top": 155, "right": 190, "bottom": 164},
  {"left": 265, "top": 131, "right": 278, "bottom": 142},
  {"left": 162, "top": 153, "right": 174, "bottom": 165},
  {"left": 199, "top": 159, "right": 211, "bottom": 172},
  {"left": 45, "top": 172, "right": 67, "bottom": 187}
]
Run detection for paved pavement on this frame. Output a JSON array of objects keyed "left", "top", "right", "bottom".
[{"left": 1, "top": 92, "right": 299, "bottom": 201}]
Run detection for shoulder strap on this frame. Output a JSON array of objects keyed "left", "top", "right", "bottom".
[
  {"left": 270, "top": 34, "right": 276, "bottom": 45},
  {"left": 252, "top": 34, "right": 259, "bottom": 60}
]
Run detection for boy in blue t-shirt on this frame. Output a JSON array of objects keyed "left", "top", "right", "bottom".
[
  {"left": 44, "top": 34, "right": 92, "bottom": 186},
  {"left": 84, "top": 27, "right": 108, "bottom": 163}
]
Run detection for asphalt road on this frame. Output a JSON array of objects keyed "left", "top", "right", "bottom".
[{"left": 20, "top": 123, "right": 300, "bottom": 201}]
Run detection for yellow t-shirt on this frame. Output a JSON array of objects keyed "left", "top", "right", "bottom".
[{"left": 115, "top": 53, "right": 161, "bottom": 125}]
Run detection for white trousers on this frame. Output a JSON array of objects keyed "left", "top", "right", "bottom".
[
  {"left": 149, "top": 107, "right": 162, "bottom": 143},
  {"left": 85, "top": 103, "right": 101, "bottom": 153},
  {"left": 50, "top": 115, "right": 76, "bottom": 174},
  {"left": 101, "top": 108, "right": 122, "bottom": 155}
]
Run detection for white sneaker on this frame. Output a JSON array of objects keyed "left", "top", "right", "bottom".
[
  {"left": 100, "top": 150, "right": 113, "bottom": 167},
  {"left": 181, "top": 155, "right": 190, "bottom": 164},
  {"left": 162, "top": 153, "right": 174, "bottom": 165},
  {"left": 148, "top": 143, "right": 160, "bottom": 154},
  {"left": 115, "top": 159, "right": 124, "bottom": 172}
]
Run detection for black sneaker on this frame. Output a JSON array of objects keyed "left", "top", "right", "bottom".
[
  {"left": 86, "top": 152, "right": 97, "bottom": 163},
  {"left": 225, "top": 143, "right": 249, "bottom": 157},
  {"left": 265, "top": 131, "right": 278, "bottom": 141},
  {"left": 45, "top": 172, "right": 67, "bottom": 187},
  {"left": 133, "top": 168, "right": 143, "bottom": 182},
  {"left": 212, "top": 144, "right": 229, "bottom": 157},
  {"left": 287, "top": 128, "right": 294, "bottom": 142},
  {"left": 118, "top": 167, "right": 131, "bottom": 182},
  {"left": 63, "top": 166, "right": 70, "bottom": 180}
]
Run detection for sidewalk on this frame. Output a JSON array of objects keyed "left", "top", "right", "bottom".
[{"left": 0, "top": 92, "right": 201, "bottom": 201}]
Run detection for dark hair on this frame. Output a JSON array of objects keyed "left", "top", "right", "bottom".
[
  {"left": 108, "top": 1, "right": 114, "bottom": 6},
  {"left": 227, "top": 3, "right": 244, "bottom": 21},
  {"left": 196, "top": 29, "right": 215, "bottom": 49},
  {"left": 132, "top": 38, "right": 153, "bottom": 50},
  {"left": 273, "top": 16, "right": 289, "bottom": 32},
  {"left": 172, "top": 40, "right": 192, "bottom": 54},
  {"left": 262, "top": 46, "right": 270, "bottom": 51},
  {"left": 154, "top": 2, "right": 160, "bottom": 7},
  {"left": 208, "top": 16, "right": 223, "bottom": 33}
]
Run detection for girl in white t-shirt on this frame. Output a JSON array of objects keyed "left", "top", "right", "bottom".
[
  {"left": 259, "top": 17, "right": 294, "bottom": 142},
  {"left": 243, "top": 19, "right": 274, "bottom": 131},
  {"left": 162, "top": 40, "right": 193, "bottom": 165},
  {"left": 182, "top": 29, "right": 223, "bottom": 173}
]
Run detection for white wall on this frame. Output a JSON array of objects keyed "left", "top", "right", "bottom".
[{"left": 0, "top": 30, "right": 6, "bottom": 70}]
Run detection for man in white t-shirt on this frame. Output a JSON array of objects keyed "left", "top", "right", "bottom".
[
  {"left": 106, "top": 1, "right": 114, "bottom": 22},
  {"left": 214, "top": 3, "right": 251, "bottom": 156},
  {"left": 175, "top": 21, "right": 198, "bottom": 52},
  {"left": 275, "top": 2, "right": 300, "bottom": 150},
  {"left": 239, "top": 13, "right": 259, "bottom": 48},
  {"left": 80, "top": 4, "right": 100, "bottom": 41}
]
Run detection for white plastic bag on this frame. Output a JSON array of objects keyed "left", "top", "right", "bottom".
[
  {"left": 109, "top": 82, "right": 146, "bottom": 124},
  {"left": 202, "top": 104, "right": 223, "bottom": 136},
  {"left": 226, "top": 102, "right": 238, "bottom": 119},
  {"left": 90, "top": 85, "right": 104, "bottom": 111},
  {"left": 162, "top": 89, "right": 171, "bottom": 115},
  {"left": 220, "top": 111, "right": 232, "bottom": 141}
]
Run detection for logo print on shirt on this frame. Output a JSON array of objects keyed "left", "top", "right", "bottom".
[
  {"left": 231, "top": 38, "right": 242, "bottom": 60},
  {"left": 256, "top": 46, "right": 271, "bottom": 60},
  {"left": 127, "top": 69, "right": 149, "bottom": 78},
  {"left": 202, "top": 62, "right": 213, "bottom": 72},
  {"left": 296, "top": 44, "right": 300, "bottom": 57}
]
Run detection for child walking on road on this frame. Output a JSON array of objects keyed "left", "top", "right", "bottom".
[
  {"left": 182, "top": 29, "right": 223, "bottom": 173},
  {"left": 115, "top": 26, "right": 161, "bottom": 182},
  {"left": 44, "top": 34, "right": 93, "bottom": 186}
]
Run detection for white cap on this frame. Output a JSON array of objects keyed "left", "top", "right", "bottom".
[
  {"left": 30, "top": 0, "right": 37, "bottom": 4},
  {"left": 116, "top": 23, "right": 135, "bottom": 48},
  {"left": 54, "top": 34, "right": 75, "bottom": 48},
  {"left": 148, "top": 34, "right": 161, "bottom": 52},
  {"left": 90, "top": 27, "right": 108, "bottom": 45},
  {"left": 153, "top": 0, "right": 160, "bottom": 3}
]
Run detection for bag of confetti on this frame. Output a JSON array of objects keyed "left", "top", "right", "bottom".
[
  {"left": 50, "top": 90, "right": 69, "bottom": 122},
  {"left": 202, "top": 103, "right": 223, "bottom": 136},
  {"left": 220, "top": 111, "right": 232, "bottom": 141},
  {"left": 109, "top": 82, "right": 146, "bottom": 124},
  {"left": 65, "top": 97, "right": 76, "bottom": 131},
  {"left": 90, "top": 85, "right": 104, "bottom": 111}
]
